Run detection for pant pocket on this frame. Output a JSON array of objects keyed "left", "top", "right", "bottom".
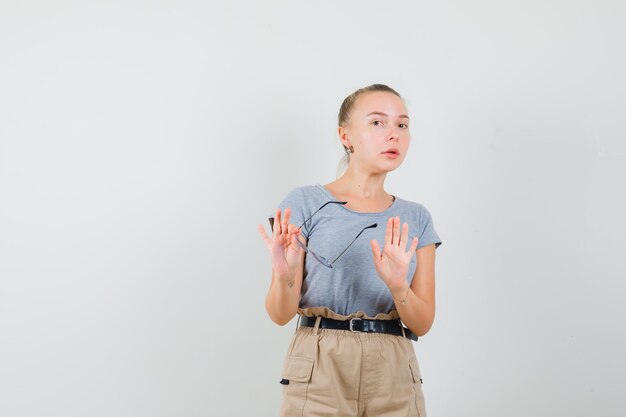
[
  {"left": 409, "top": 357, "right": 427, "bottom": 417},
  {"left": 279, "top": 355, "right": 314, "bottom": 416}
]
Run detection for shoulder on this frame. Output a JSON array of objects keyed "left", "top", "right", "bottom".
[
  {"left": 277, "top": 184, "right": 329, "bottom": 212},
  {"left": 393, "top": 196, "right": 431, "bottom": 217},
  {"left": 281, "top": 184, "right": 324, "bottom": 201},
  {"left": 393, "top": 198, "right": 439, "bottom": 231},
  {"left": 393, "top": 196, "right": 441, "bottom": 248}
]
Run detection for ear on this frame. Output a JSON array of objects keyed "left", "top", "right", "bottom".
[{"left": 338, "top": 125, "right": 351, "bottom": 149}]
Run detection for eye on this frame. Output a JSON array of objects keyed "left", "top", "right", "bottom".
[
  {"left": 399, "top": 123, "right": 408, "bottom": 129},
  {"left": 372, "top": 120, "right": 384, "bottom": 126}
]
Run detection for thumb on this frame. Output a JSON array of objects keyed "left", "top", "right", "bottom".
[
  {"left": 258, "top": 224, "right": 271, "bottom": 246},
  {"left": 290, "top": 230, "right": 307, "bottom": 253}
]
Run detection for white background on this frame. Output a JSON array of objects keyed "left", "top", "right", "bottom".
[{"left": 1, "top": 1, "right": 625, "bottom": 416}]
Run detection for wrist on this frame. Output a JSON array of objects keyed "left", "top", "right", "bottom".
[
  {"left": 388, "top": 279, "right": 408, "bottom": 295},
  {"left": 390, "top": 282, "right": 410, "bottom": 305},
  {"left": 276, "top": 272, "right": 296, "bottom": 289}
]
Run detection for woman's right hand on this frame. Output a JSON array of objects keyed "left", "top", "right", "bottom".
[{"left": 258, "top": 207, "right": 305, "bottom": 281}]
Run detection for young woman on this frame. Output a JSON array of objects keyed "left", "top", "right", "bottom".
[{"left": 258, "top": 84, "right": 442, "bottom": 417}]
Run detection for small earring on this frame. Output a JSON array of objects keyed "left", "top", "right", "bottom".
[{"left": 348, "top": 145, "right": 354, "bottom": 154}]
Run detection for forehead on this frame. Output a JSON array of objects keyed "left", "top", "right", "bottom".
[{"left": 352, "top": 91, "right": 408, "bottom": 117}]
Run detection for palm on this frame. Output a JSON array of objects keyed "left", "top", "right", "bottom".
[
  {"left": 258, "top": 208, "right": 304, "bottom": 277},
  {"left": 269, "top": 227, "right": 303, "bottom": 275},
  {"left": 370, "top": 217, "right": 419, "bottom": 290}
]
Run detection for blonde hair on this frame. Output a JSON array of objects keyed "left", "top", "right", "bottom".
[{"left": 336, "top": 84, "right": 402, "bottom": 178}]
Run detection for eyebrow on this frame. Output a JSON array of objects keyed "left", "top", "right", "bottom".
[{"left": 365, "top": 111, "right": 410, "bottom": 120}]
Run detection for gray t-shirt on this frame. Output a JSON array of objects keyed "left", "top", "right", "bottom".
[{"left": 271, "top": 184, "right": 442, "bottom": 317}]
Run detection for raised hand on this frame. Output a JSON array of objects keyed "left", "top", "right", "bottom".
[
  {"left": 370, "top": 216, "right": 419, "bottom": 293},
  {"left": 258, "top": 207, "right": 305, "bottom": 281}
]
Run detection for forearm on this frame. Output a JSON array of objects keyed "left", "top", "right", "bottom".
[
  {"left": 265, "top": 269, "right": 301, "bottom": 325},
  {"left": 390, "top": 283, "right": 435, "bottom": 337}
]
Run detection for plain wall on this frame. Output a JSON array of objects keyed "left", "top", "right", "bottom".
[{"left": 1, "top": 1, "right": 625, "bottom": 416}]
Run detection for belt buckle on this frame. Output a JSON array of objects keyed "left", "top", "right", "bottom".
[{"left": 349, "top": 318, "right": 362, "bottom": 332}]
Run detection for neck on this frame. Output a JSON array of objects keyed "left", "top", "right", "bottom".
[{"left": 334, "top": 169, "right": 389, "bottom": 201}]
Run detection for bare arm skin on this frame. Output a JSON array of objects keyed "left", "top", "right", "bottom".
[
  {"left": 391, "top": 244, "right": 436, "bottom": 336},
  {"left": 258, "top": 207, "right": 306, "bottom": 326},
  {"left": 264, "top": 258, "right": 304, "bottom": 325},
  {"left": 370, "top": 216, "right": 437, "bottom": 337}
]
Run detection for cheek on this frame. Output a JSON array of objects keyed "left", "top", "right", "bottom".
[
  {"left": 359, "top": 137, "right": 381, "bottom": 154},
  {"left": 355, "top": 132, "right": 377, "bottom": 147}
]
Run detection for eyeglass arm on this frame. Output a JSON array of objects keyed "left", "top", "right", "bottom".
[
  {"left": 330, "top": 223, "right": 378, "bottom": 265},
  {"left": 298, "top": 201, "right": 348, "bottom": 229}
]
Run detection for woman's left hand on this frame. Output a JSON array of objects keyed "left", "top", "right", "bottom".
[{"left": 370, "top": 216, "right": 419, "bottom": 293}]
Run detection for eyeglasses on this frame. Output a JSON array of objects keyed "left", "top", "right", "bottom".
[{"left": 270, "top": 201, "right": 378, "bottom": 268}]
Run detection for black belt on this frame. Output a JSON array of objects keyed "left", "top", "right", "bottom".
[{"left": 299, "top": 316, "right": 418, "bottom": 341}]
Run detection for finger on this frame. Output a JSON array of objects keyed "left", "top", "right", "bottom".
[
  {"left": 385, "top": 217, "right": 393, "bottom": 245},
  {"left": 290, "top": 233, "right": 302, "bottom": 253},
  {"left": 400, "top": 222, "right": 409, "bottom": 248},
  {"left": 370, "top": 240, "right": 382, "bottom": 264},
  {"left": 286, "top": 223, "right": 297, "bottom": 242},
  {"left": 274, "top": 209, "right": 282, "bottom": 236},
  {"left": 293, "top": 228, "right": 310, "bottom": 255},
  {"left": 393, "top": 217, "right": 401, "bottom": 246},
  {"left": 282, "top": 207, "right": 291, "bottom": 236},
  {"left": 258, "top": 224, "right": 271, "bottom": 245},
  {"left": 407, "top": 236, "right": 419, "bottom": 256},
  {"left": 288, "top": 223, "right": 304, "bottom": 244}
]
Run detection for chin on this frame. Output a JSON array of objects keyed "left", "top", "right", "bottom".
[
  {"left": 384, "top": 159, "right": 405, "bottom": 170},
  {"left": 376, "top": 165, "right": 401, "bottom": 174}
]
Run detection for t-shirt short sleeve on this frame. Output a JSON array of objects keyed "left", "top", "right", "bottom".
[{"left": 416, "top": 204, "right": 442, "bottom": 250}]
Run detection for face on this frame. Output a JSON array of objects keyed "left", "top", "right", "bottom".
[{"left": 339, "top": 91, "right": 411, "bottom": 174}]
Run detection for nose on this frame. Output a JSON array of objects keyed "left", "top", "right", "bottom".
[{"left": 386, "top": 125, "right": 400, "bottom": 141}]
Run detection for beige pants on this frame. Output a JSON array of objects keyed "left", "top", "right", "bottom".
[{"left": 278, "top": 313, "right": 427, "bottom": 417}]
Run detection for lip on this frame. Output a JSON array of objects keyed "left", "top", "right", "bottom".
[{"left": 381, "top": 148, "right": 400, "bottom": 158}]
